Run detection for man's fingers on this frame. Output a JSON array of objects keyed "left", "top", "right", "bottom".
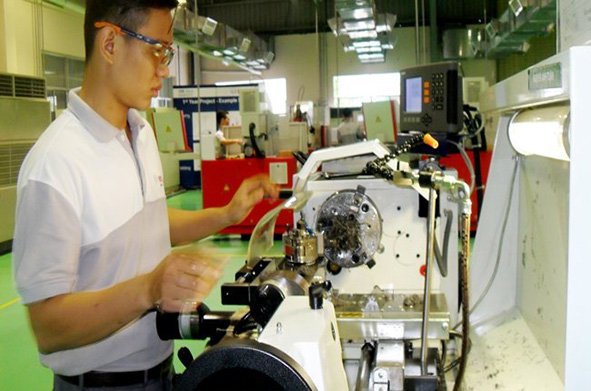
[
  {"left": 173, "top": 250, "right": 228, "bottom": 277},
  {"left": 160, "top": 274, "right": 221, "bottom": 311},
  {"left": 241, "top": 174, "right": 279, "bottom": 198}
]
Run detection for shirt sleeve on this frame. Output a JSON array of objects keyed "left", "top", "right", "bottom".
[
  {"left": 215, "top": 129, "right": 225, "bottom": 142},
  {"left": 13, "top": 180, "right": 82, "bottom": 304}
]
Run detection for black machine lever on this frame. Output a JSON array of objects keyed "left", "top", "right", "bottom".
[
  {"left": 308, "top": 281, "right": 332, "bottom": 310},
  {"left": 177, "top": 347, "right": 194, "bottom": 370}
]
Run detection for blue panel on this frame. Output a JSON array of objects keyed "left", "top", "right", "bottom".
[{"left": 216, "top": 96, "right": 240, "bottom": 111}]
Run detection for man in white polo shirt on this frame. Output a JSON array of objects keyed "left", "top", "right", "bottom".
[{"left": 12, "top": 1, "right": 277, "bottom": 390}]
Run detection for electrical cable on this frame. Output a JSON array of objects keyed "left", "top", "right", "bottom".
[
  {"left": 448, "top": 140, "right": 475, "bottom": 196},
  {"left": 249, "top": 122, "right": 265, "bottom": 158},
  {"left": 469, "top": 156, "right": 518, "bottom": 316},
  {"left": 453, "top": 155, "right": 519, "bottom": 330}
]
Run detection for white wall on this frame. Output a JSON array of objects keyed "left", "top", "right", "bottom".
[
  {"left": 0, "top": 0, "right": 84, "bottom": 77},
  {"left": 0, "top": 0, "right": 40, "bottom": 76},
  {"left": 0, "top": 1, "right": 6, "bottom": 73},
  {"left": 42, "top": 5, "right": 84, "bottom": 58},
  {"left": 265, "top": 34, "right": 321, "bottom": 106}
]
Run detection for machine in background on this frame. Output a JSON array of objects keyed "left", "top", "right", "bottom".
[{"left": 0, "top": 73, "right": 50, "bottom": 254}]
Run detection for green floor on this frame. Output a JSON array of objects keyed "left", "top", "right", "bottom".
[{"left": 0, "top": 190, "right": 282, "bottom": 390}]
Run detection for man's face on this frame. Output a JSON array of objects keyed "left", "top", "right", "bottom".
[
  {"left": 221, "top": 116, "right": 230, "bottom": 127},
  {"left": 111, "top": 8, "right": 173, "bottom": 111}
]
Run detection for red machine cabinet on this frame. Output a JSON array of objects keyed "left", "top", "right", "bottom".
[
  {"left": 439, "top": 150, "right": 492, "bottom": 233},
  {"left": 201, "top": 157, "right": 297, "bottom": 235}
]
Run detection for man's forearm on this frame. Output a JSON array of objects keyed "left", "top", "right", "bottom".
[
  {"left": 27, "top": 273, "right": 153, "bottom": 354},
  {"left": 168, "top": 207, "right": 235, "bottom": 245}
]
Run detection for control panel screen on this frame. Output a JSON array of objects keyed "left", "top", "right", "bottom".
[
  {"left": 405, "top": 77, "right": 422, "bottom": 113},
  {"left": 399, "top": 62, "right": 463, "bottom": 134}
]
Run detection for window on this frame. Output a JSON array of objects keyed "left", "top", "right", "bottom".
[
  {"left": 260, "top": 78, "right": 287, "bottom": 116},
  {"left": 333, "top": 72, "right": 400, "bottom": 107},
  {"left": 43, "top": 53, "right": 84, "bottom": 113}
]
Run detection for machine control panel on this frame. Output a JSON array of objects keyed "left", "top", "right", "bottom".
[{"left": 399, "top": 62, "right": 463, "bottom": 134}]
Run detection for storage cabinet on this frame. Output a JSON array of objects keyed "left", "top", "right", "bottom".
[{"left": 201, "top": 157, "right": 297, "bottom": 235}]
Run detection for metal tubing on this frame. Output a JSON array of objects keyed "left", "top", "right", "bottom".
[
  {"left": 355, "top": 342, "right": 375, "bottom": 391},
  {"left": 414, "top": 0, "right": 420, "bottom": 65},
  {"left": 453, "top": 212, "right": 472, "bottom": 391},
  {"left": 420, "top": 186, "right": 438, "bottom": 375}
]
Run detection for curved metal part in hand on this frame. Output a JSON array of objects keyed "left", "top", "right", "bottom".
[{"left": 246, "top": 191, "right": 312, "bottom": 265}]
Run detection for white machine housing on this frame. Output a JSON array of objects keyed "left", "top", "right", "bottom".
[
  {"left": 291, "top": 141, "right": 460, "bottom": 323},
  {"left": 286, "top": 140, "right": 461, "bottom": 390},
  {"left": 258, "top": 296, "right": 349, "bottom": 391},
  {"left": 301, "top": 177, "right": 458, "bottom": 300},
  {"left": 469, "top": 46, "right": 591, "bottom": 389}
]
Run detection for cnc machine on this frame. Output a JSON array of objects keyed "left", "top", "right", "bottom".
[{"left": 157, "top": 62, "right": 479, "bottom": 391}]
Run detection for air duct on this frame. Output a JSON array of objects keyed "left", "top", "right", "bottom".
[{"left": 173, "top": 4, "right": 274, "bottom": 74}]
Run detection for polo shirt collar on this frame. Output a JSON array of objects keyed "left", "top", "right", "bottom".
[{"left": 68, "top": 88, "right": 147, "bottom": 142}]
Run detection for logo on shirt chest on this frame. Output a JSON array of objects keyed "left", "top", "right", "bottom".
[{"left": 154, "top": 175, "right": 164, "bottom": 187}]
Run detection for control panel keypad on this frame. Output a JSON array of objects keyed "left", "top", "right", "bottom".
[{"left": 431, "top": 72, "right": 445, "bottom": 111}]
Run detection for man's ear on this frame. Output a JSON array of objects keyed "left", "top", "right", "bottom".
[{"left": 97, "top": 28, "right": 117, "bottom": 64}]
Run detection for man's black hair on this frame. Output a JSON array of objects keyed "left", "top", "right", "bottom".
[
  {"left": 84, "top": 0, "right": 178, "bottom": 63},
  {"left": 342, "top": 108, "right": 353, "bottom": 119},
  {"left": 217, "top": 111, "right": 229, "bottom": 128}
]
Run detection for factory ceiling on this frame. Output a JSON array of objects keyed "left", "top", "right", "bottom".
[{"left": 193, "top": 0, "right": 498, "bottom": 37}]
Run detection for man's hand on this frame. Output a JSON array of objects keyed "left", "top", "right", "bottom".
[
  {"left": 147, "top": 247, "right": 227, "bottom": 312},
  {"left": 225, "top": 174, "right": 279, "bottom": 225}
]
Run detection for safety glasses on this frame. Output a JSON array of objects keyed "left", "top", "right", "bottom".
[{"left": 94, "top": 21, "right": 175, "bottom": 66}]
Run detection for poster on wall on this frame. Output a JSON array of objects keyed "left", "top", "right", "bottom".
[
  {"left": 559, "top": 0, "right": 591, "bottom": 50},
  {"left": 172, "top": 85, "right": 246, "bottom": 178}
]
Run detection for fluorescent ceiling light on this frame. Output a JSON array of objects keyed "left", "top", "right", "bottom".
[
  {"left": 223, "top": 48, "right": 236, "bottom": 56},
  {"left": 359, "top": 57, "right": 385, "bottom": 63},
  {"left": 356, "top": 46, "right": 382, "bottom": 53},
  {"left": 339, "top": 7, "right": 374, "bottom": 20},
  {"left": 352, "top": 8, "right": 373, "bottom": 19},
  {"left": 344, "top": 19, "right": 375, "bottom": 31},
  {"left": 348, "top": 30, "right": 378, "bottom": 39},
  {"left": 234, "top": 54, "right": 246, "bottom": 61},
  {"left": 212, "top": 50, "right": 223, "bottom": 57},
  {"left": 353, "top": 40, "right": 381, "bottom": 48},
  {"left": 358, "top": 53, "right": 384, "bottom": 60}
]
